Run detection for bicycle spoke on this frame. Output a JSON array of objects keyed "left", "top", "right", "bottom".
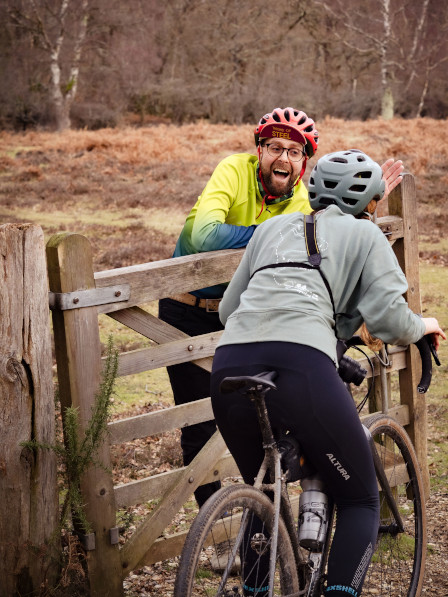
[{"left": 174, "top": 485, "right": 299, "bottom": 596}]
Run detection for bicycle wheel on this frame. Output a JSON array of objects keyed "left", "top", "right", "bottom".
[
  {"left": 174, "top": 484, "right": 299, "bottom": 596},
  {"left": 362, "top": 414, "right": 427, "bottom": 597}
]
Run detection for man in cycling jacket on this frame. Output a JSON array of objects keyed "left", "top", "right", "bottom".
[
  {"left": 210, "top": 149, "right": 445, "bottom": 597},
  {"left": 159, "top": 108, "right": 405, "bottom": 509}
]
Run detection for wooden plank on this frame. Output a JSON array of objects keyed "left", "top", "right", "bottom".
[
  {"left": 108, "top": 307, "right": 213, "bottom": 371},
  {"left": 355, "top": 346, "right": 406, "bottom": 379},
  {"left": 46, "top": 233, "right": 123, "bottom": 597},
  {"left": 0, "top": 224, "right": 59, "bottom": 594},
  {"left": 361, "top": 404, "right": 409, "bottom": 428},
  {"left": 136, "top": 445, "right": 410, "bottom": 567},
  {"left": 377, "top": 214, "right": 404, "bottom": 242},
  {"left": 120, "top": 430, "right": 228, "bottom": 576},
  {"left": 114, "top": 453, "right": 239, "bottom": 508},
  {"left": 108, "top": 398, "right": 214, "bottom": 445},
  {"left": 388, "top": 174, "right": 429, "bottom": 496},
  {"left": 112, "top": 405, "right": 410, "bottom": 510},
  {"left": 108, "top": 350, "right": 409, "bottom": 448},
  {"left": 140, "top": 493, "right": 302, "bottom": 565},
  {"left": 94, "top": 248, "right": 244, "bottom": 314},
  {"left": 115, "top": 331, "right": 222, "bottom": 376}
]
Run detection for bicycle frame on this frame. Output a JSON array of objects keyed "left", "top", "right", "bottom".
[{"left": 235, "top": 387, "right": 409, "bottom": 597}]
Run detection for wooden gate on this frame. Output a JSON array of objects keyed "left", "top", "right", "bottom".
[{"left": 46, "top": 174, "right": 426, "bottom": 596}]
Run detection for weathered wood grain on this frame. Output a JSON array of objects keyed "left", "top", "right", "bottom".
[
  {"left": 94, "top": 248, "right": 244, "bottom": 314},
  {"left": 0, "top": 224, "right": 59, "bottom": 596},
  {"left": 388, "top": 174, "right": 428, "bottom": 496},
  {"left": 46, "top": 232, "right": 124, "bottom": 597}
]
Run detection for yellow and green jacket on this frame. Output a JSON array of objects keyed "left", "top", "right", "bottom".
[{"left": 173, "top": 153, "right": 311, "bottom": 298}]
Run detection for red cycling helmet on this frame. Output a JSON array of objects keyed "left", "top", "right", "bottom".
[{"left": 254, "top": 107, "right": 319, "bottom": 158}]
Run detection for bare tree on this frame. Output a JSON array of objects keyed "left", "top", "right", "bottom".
[
  {"left": 314, "top": 0, "right": 447, "bottom": 119},
  {"left": 401, "top": 0, "right": 448, "bottom": 117},
  {"left": 7, "top": 0, "right": 89, "bottom": 130}
]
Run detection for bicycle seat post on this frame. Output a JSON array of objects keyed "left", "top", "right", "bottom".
[{"left": 248, "top": 386, "right": 277, "bottom": 452}]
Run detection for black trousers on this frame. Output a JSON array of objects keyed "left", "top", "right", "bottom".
[
  {"left": 159, "top": 297, "right": 224, "bottom": 507},
  {"left": 211, "top": 342, "right": 379, "bottom": 597}
]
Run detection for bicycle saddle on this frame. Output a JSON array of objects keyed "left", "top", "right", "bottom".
[{"left": 219, "top": 370, "right": 278, "bottom": 394}]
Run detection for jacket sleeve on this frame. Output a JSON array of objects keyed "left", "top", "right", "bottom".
[
  {"left": 351, "top": 232, "right": 425, "bottom": 345},
  {"left": 219, "top": 241, "right": 253, "bottom": 325},
  {"left": 190, "top": 159, "right": 256, "bottom": 251}
]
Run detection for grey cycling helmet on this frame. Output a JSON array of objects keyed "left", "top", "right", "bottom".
[{"left": 308, "top": 149, "right": 385, "bottom": 216}]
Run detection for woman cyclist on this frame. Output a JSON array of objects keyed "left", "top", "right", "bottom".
[{"left": 210, "top": 149, "right": 445, "bottom": 597}]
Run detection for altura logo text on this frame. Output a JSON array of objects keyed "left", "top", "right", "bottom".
[{"left": 326, "top": 454, "right": 350, "bottom": 480}]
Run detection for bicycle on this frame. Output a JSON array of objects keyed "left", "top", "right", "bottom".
[{"left": 174, "top": 336, "right": 440, "bottom": 596}]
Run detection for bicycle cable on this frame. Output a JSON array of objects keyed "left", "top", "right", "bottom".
[{"left": 350, "top": 345, "right": 375, "bottom": 413}]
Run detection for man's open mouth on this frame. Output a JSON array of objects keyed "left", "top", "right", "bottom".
[{"left": 273, "top": 168, "right": 290, "bottom": 179}]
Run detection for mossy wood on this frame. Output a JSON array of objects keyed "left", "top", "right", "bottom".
[
  {"left": 44, "top": 173, "right": 426, "bottom": 595},
  {"left": 0, "top": 224, "right": 59, "bottom": 596}
]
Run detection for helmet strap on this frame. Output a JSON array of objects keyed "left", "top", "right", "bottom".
[{"left": 297, "top": 157, "right": 307, "bottom": 184}]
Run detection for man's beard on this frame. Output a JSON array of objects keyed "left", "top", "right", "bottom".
[{"left": 262, "top": 167, "right": 296, "bottom": 196}]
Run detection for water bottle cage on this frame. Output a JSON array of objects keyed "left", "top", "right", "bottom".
[
  {"left": 299, "top": 502, "right": 328, "bottom": 523},
  {"left": 298, "top": 488, "right": 330, "bottom": 551}
]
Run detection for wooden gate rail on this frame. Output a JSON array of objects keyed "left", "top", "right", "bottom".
[{"left": 46, "top": 173, "right": 425, "bottom": 596}]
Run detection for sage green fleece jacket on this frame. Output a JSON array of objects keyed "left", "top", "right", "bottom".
[{"left": 218, "top": 205, "right": 425, "bottom": 364}]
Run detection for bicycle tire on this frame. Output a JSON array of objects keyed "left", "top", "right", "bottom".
[
  {"left": 362, "top": 414, "right": 427, "bottom": 597},
  {"left": 174, "top": 484, "right": 299, "bottom": 596}
]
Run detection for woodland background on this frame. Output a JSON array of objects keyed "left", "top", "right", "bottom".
[
  {"left": 1, "top": 0, "right": 448, "bottom": 132},
  {"left": 1, "top": 1, "right": 448, "bottom": 594}
]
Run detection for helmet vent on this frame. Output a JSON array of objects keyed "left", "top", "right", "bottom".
[
  {"left": 273, "top": 112, "right": 281, "bottom": 122},
  {"left": 342, "top": 197, "right": 358, "bottom": 206},
  {"left": 330, "top": 157, "right": 348, "bottom": 164},
  {"left": 324, "top": 180, "right": 338, "bottom": 189},
  {"left": 349, "top": 184, "right": 367, "bottom": 192},
  {"left": 284, "top": 109, "right": 291, "bottom": 121},
  {"left": 355, "top": 171, "right": 372, "bottom": 178},
  {"left": 321, "top": 197, "right": 336, "bottom": 206},
  {"left": 309, "top": 191, "right": 316, "bottom": 199},
  {"left": 299, "top": 116, "right": 307, "bottom": 125}
]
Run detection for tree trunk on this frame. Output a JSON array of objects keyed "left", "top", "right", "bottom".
[
  {"left": 381, "top": 86, "right": 394, "bottom": 120},
  {"left": 50, "top": 43, "right": 72, "bottom": 131},
  {"left": 0, "top": 223, "right": 60, "bottom": 596}
]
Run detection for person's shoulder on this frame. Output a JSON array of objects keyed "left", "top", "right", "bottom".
[
  {"left": 256, "top": 211, "right": 300, "bottom": 234},
  {"left": 319, "top": 206, "right": 383, "bottom": 240},
  {"left": 219, "top": 153, "right": 257, "bottom": 167}
]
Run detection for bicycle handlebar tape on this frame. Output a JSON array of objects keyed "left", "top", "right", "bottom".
[{"left": 415, "top": 336, "right": 439, "bottom": 393}]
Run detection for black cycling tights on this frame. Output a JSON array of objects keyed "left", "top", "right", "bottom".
[{"left": 211, "top": 342, "right": 379, "bottom": 597}]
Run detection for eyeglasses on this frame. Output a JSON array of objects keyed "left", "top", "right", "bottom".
[{"left": 264, "top": 143, "right": 305, "bottom": 162}]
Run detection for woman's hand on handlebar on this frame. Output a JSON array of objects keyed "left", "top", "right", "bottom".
[{"left": 422, "top": 317, "right": 446, "bottom": 351}]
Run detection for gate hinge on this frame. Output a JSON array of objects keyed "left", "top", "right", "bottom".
[
  {"left": 109, "top": 527, "right": 120, "bottom": 545},
  {"left": 76, "top": 531, "right": 96, "bottom": 551},
  {"left": 49, "top": 284, "right": 130, "bottom": 311}
]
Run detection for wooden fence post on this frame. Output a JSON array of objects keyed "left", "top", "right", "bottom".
[
  {"left": 46, "top": 232, "right": 123, "bottom": 597},
  {"left": 0, "top": 224, "right": 59, "bottom": 596},
  {"left": 388, "top": 173, "right": 429, "bottom": 496}
]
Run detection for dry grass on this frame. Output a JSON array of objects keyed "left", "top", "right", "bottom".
[
  {"left": 1, "top": 118, "right": 447, "bottom": 596},
  {"left": 1, "top": 118, "right": 447, "bottom": 270}
]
